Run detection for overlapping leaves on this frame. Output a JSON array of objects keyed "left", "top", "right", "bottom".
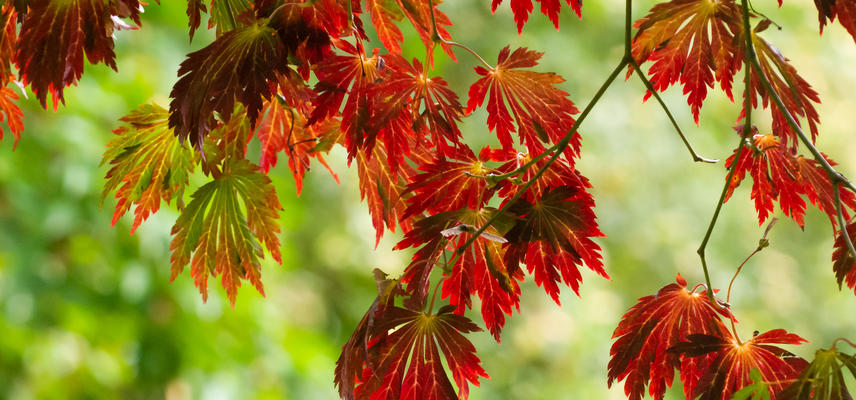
[
  {"left": 169, "top": 159, "right": 282, "bottom": 306},
  {"left": 169, "top": 19, "right": 290, "bottom": 148},
  {"left": 395, "top": 208, "right": 522, "bottom": 341},
  {"left": 102, "top": 103, "right": 195, "bottom": 233},
  {"left": 255, "top": 96, "right": 340, "bottom": 195},
  {"left": 670, "top": 329, "right": 808, "bottom": 400}
]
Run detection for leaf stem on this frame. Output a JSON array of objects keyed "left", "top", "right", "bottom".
[
  {"left": 724, "top": 216, "right": 775, "bottom": 346},
  {"left": 831, "top": 337, "right": 856, "bottom": 350},
  {"left": 628, "top": 59, "right": 718, "bottom": 164},
  {"left": 454, "top": 59, "right": 627, "bottom": 257},
  {"left": 426, "top": 0, "right": 494, "bottom": 69},
  {"left": 426, "top": 276, "right": 446, "bottom": 315}
]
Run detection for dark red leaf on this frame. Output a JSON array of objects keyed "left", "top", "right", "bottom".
[
  {"left": 168, "top": 20, "right": 290, "bottom": 148},
  {"left": 395, "top": 209, "right": 522, "bottom": 341},
  {"left": 504, "top": 185, "right": 606, "bottom": 304}
]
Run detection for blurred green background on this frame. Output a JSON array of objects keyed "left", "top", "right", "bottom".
[{"left": 1, "top": 0, "right": 855, "bottom": 398}]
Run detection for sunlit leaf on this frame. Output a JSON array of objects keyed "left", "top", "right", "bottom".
[
  {"left": 169, "top": 159, "right": 282, "bottom": 306},
  {"left": 102, "top": 103, "right": 196, "bottom": 233}
]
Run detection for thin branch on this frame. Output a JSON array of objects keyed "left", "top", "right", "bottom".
[
  {"left": 453, "top": 59, "right": 628, "bottom": 257},
  {"left": 628, "top": 59, "right": 718, "bottom": 164},
  {"left": 834, "top": 181, "right": 856, "bottom": 262},
  {"left": 696, "top": 48, "right": 754, "bottom": 306}
]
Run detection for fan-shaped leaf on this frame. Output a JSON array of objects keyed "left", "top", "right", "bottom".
[{"left": 169, "top": 159, "right": 282, "bottom": 306}]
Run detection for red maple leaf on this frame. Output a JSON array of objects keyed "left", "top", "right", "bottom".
[
  {"left": 466, "top": 46, "right": 579, "bottom": 159},
  {"left": 669, "top": 329, "right": 808, "bottom": 400},
  {"left": 15, "top": 0, "right": 143, "bottom": 109},
  {"left": 608, "top": 275, "right": 733, "bottom": 400},
  {"left": 395, "top": 208, "right": 522, "bottom": 341},
  {"left": 403, "top": 145, "right": 498, "bottom": 219},
  {"left": 367, "top": 0, "right": 405, "bottom": 53},
  {"left": 725, "top": 134, "right": 807, "bottom": 227},
  {"left": 503, "top": 186, "right": 606, "bottom": 304},
  {"left": 631, "top": 0, "right": 742, "bottom": 122},
  {"left": 255, "top": 97, "right": 340, "bottom": 195},
  {"left": 356, "top": 140, "right": 419, "bottom": 246},
  {"left": 355, "top": 306, "right": 488, "bottom": 399},
  {"left": 391, "top": 0, "right": 455, "bottom": 64},
  {"left": 490, "top": 0, "right": 582, "bottom": 33},
  {"left": 795, "top": 155, "right": 856, "bottom": 230},
  {"left": 373, "top": 55, "right": 465, "bottom": 157},
  {"left": 310, "top": 42, "right": 384, "bottom": 160}
]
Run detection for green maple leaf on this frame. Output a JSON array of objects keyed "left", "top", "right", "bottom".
[
  {"left": 169, "top": 158, "right": 282, "bottom": 306},
  {"left": 101, "top": 103, "right": 195, "bottom": 233}
]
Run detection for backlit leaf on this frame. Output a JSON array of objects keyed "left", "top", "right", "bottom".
[
  {"left": 748, "top": 23, "right": 821, "bottom": 146},
  {"left": 349, "top": 305, "right": 489, "bottom": 400},
  {"left": 504, "top": 185, "right": 606, "bottom": 304},
  {"left": 169, "top": 159, "right": 282, "bottom": 306},
  {"left": 490, "top": 0, "right": 582, "bottom": 33},
  {"left": 102, "top": 103, "right": 196, "bottom": 233},
  {"left": 631, "top": 0, "right": 742, "bottom": 122},
  {"left": 367, "top": 0, "right": 405, "bottom": 53},
  {"left": 725, "top": 133, "right": 856, "bottom": 229},
  {"left": 357, "top": 140, "right": 417, "bottom": 246},
  {"left": 466, "top": 46, "right": 579, "bottom": 159},
  {"left": 608, "top": 275, "right": 732, "bottom": 400},
  {"left": 669, "top": 329, "right": 808, "bottom": 400}
]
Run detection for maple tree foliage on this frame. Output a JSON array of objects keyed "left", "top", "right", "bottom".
[{"left": 6, "top": 0, "right": 856, "bottom": 397}]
